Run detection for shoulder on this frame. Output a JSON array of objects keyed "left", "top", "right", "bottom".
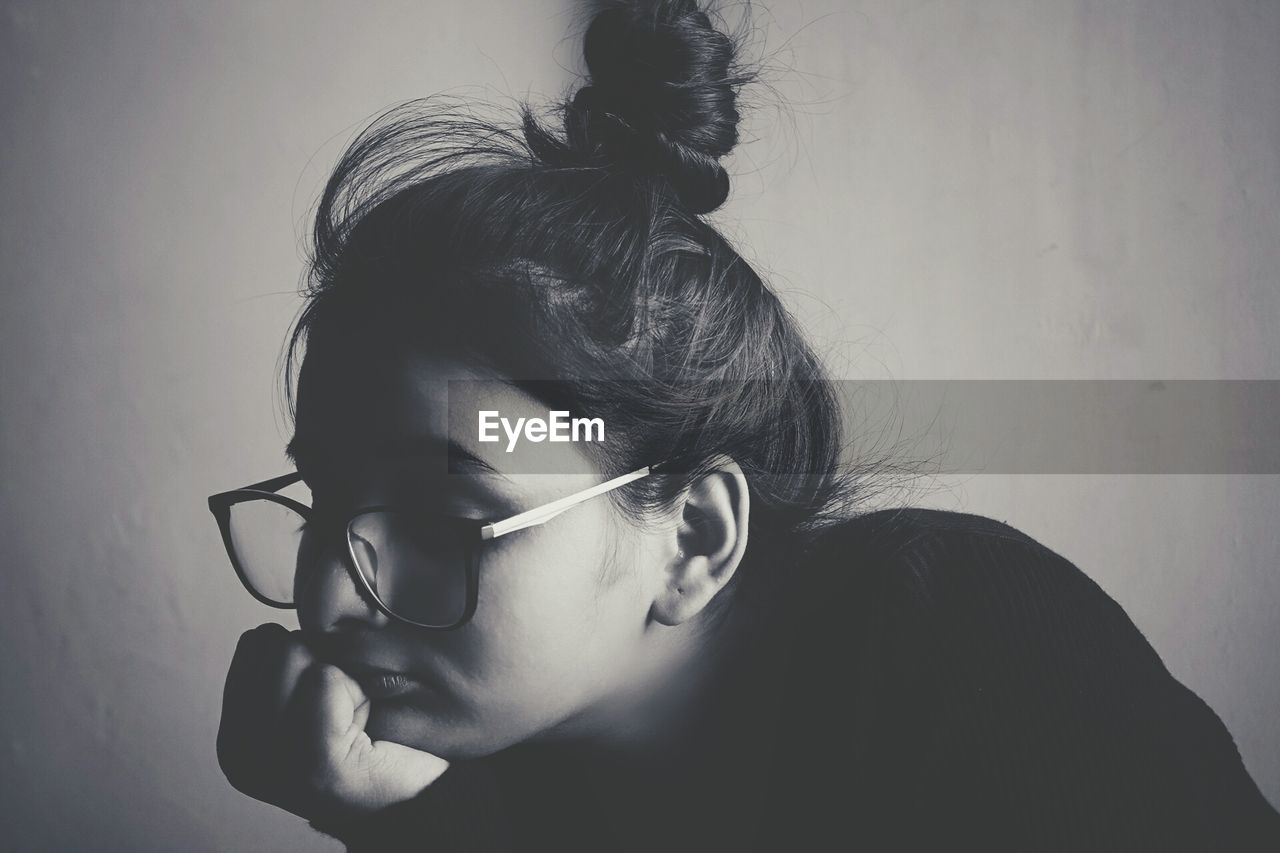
[
  {"left": 784, "top": 507, "right": 1280, "bottom": 846},
  {"left": 811, "top": 504, "right": 1062, "bottom": 561},
  {"left": 800, "top": 505, "right": 1104, "bottom": 613},
  {"left": 792, "top": 505, "right": 1187, "bottom": 747},
  {"left": 771, "top": 507, "right": 1280, "bottom": 846},
  {"left": 791, "top": 504, "right": 1165, "bottom": 699}
]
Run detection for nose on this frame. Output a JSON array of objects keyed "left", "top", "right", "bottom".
[{"left": 294, "top": 520, "right": 392, "bottom": 634}]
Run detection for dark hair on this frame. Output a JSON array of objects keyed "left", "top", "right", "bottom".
[{"left": 286, "top": 0, "right": 868, "bottom": 613}]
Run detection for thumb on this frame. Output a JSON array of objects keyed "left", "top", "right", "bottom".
[
  {"left": 288, "top": 663, "right": 449, "bottom": 812},
  {"left": 361, "top": 738, "right": 452, "bottom": 802},
  {"left": 297, "top": 663, "right": 368, "bottom": 751}
]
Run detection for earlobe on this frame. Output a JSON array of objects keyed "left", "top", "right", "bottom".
[{"left": 650, "top": 460, "right": 750, "bottom": 627}]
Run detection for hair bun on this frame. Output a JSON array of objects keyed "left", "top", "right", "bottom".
[{"left": 560, "top": 0, "right": 746, "bottom": 214}]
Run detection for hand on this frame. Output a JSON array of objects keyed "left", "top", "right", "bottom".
[{"left": 217, "top": 623, "right": 450, "bottom": 822}]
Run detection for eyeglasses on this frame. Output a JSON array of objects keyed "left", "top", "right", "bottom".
[{"left": 207, "top": 465, "right": 658, "bottom": 630}]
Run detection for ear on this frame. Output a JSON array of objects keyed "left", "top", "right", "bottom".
[{"left": 650, "top": 458, "right": 750, "bottom": 627}]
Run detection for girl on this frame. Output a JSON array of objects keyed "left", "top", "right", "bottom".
[{"left": 210, "top": 2, "right": 1280, "bottom": 849}]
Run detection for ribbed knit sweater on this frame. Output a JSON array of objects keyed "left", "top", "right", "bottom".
[{"left": 314, "top": 507, "right": 1280, "bottom": 851}]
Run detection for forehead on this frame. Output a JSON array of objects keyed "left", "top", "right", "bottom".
[{"left": 290, "top": 345, "right": 599, "bottom": 479}]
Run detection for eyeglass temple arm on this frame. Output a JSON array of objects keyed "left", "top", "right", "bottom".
[
  {"left": 480, "top": 465, "right": 654, "bottom": 541},
  {"left": 209, "top": 472, "right": 305, "bottom": 512},
  {"left": 245, "top": 471, "right": 305, "bottom": 493}
]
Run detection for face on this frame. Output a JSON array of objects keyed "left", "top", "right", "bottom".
[{"left": 288, "top": 341, "right": 674, "bottom": 760}]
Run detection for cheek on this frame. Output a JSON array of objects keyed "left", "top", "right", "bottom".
[
  {"left": 450, "top": 509, "right": 651, "bottom": 720},
  {"left": 474, "top": 516, "right": 637, "bottom": 671}
]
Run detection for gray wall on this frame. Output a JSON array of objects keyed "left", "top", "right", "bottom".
[{"left": 2, "top": 1, "right": 1276, "bottom": 850}]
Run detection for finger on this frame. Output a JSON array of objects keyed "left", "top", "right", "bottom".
[
  {"left": 300, "top": 664, "right": 360, "bottom": 742},
  {"left": 268, "top": 631, "right": 316, "bottom": 719},
  {"left": 282, "top": 664, "right": 451, "bottom": 813},
  {"left": 218, "top": 623, "right": 292, "bottom": 787},
  {"left": 333, "top": 666, "right": 372, "bottom": 734},
  {"left": 297, "top": 665, "right": 450, "bottom": 811},
  {"left": 220, "top": 625, "right": 289, "bottom": 739},
  {"left": 221, "top": 625, "right": 311, "bottom": 739},
  {"left": 222, "top": 624, "right": 283, "bottom": 717},
  {"left": 283, "top": 663, "right": 362, "bottom": 780}
]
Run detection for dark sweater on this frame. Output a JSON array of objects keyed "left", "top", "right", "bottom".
[{"left": 314, "top": 507, "right": 1280, "bottom": 851}]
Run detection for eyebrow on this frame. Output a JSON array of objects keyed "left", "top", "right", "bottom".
[{"left": 285, "top": 434, "right": 507, "bottom": 478}]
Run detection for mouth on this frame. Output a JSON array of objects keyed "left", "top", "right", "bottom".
[{"left": 338, "top": 661, "right": 431, "bottom": 702}]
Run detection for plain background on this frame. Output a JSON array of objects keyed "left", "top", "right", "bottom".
[{"left": 2, "top": 1, "right": 1277, "bottom": 850}]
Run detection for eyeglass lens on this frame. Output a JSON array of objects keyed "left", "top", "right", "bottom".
[
  {"left": 226, "top": 499, "right": 470, "bottom": 627},
  {"left": 227, "top": 499, "right": 305, "bottom": 606},
  {"left": 347, "top": 511, "right": 470, "bottom": 627}
]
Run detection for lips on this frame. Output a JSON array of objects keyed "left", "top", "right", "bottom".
[{"left": 337, "top": 661, "right": 430, "bottom": 701}]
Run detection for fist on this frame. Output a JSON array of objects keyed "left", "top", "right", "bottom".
[{"left": 217, "top": 623, "right": 450, "bottom": 822}]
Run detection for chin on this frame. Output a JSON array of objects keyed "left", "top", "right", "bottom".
[
  {"left": 365, "top": 699, "right": 502, "bottom": 760},
  {"left": 367, "top": 698, "right": 449, "bottom": 749}
]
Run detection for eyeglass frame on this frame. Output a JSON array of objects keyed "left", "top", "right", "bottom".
[{"left": 207, "top": 463, "right": 661, "bottom": 630}]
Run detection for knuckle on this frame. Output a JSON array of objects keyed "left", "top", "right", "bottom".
[
  {"left": 315, "top": 663, "right": 346, "bottom": 691},
  {"left": 283, "top": 641, "right": 313, "bottom": 669},
  {"left": 240, "top": 623, "right": 273, "bottom": 644}
]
